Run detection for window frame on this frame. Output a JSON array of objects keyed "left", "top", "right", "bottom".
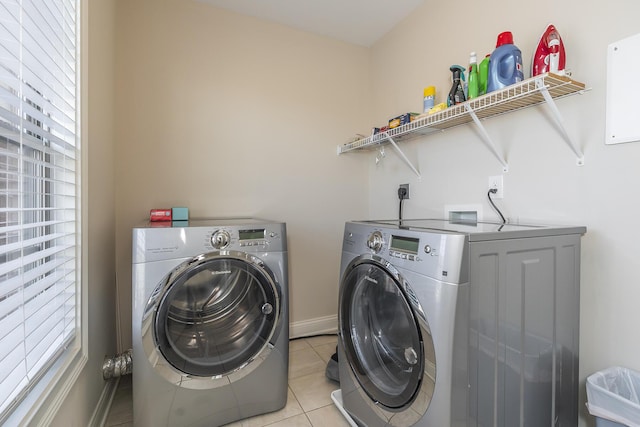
[{"left": 0, "top": 0, "right": 86, "bottom": 424}]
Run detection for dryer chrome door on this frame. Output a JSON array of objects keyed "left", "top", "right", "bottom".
[
  {"left": 339, "top": 254, "right": 436, "bottom": 425},
  {"left": 142, "top": 250, "right": 281, "bottom": 389}
]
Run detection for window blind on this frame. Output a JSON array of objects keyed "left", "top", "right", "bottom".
[{"left": 0, "top": 0, "right": 79, "bottom": 420}]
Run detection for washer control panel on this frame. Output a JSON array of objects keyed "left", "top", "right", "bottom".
[
  {"left": 366, "top": 230, "right": 424, "bottom": 261},
  {"left": 365, "top": 230, "right": 426, "bottom": 261},
  {"left": 388, "top": 233, "right": 422, "bottom": 261},
  {"left": 346, "top": 222, "right": 467, "bottom": 283},
  {"left": 388, "top": 250, "right": 418, "bottom": 261}
]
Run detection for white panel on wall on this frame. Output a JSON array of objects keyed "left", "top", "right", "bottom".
[{"left": 606, "top": 33, "right": 640, "bottom": 145}]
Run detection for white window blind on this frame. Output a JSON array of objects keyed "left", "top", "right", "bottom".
[{"left": 0, "top": 0, "right": 79, "bottom": 421}]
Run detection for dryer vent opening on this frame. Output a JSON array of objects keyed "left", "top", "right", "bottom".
[{"left": 103, "top": 349, "right": 133, "bottom": 380}]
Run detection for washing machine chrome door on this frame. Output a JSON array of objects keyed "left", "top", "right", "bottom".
[
  {"left": 339, "top": 254, "right": 436, "bottom": 420},
  {"left": 142, "top": 250, "right": 281, "bottom": 389}
]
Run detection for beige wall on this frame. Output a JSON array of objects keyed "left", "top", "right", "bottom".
[
  {"left": 113, "top": 0, "right": 370, "bottom": 349},
  {"left": 367, "top": 1, "right": 640, "bottom": 426}
]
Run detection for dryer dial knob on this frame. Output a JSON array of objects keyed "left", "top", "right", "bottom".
[
  {"left": 367, "top": 231, "right": 384, "bottom": 253},
  {"left": 424, "top": 245, "right": 432, "bottom": 254},
  {"left": 211, "top": 230, "right": 230, "bottom": 249}
]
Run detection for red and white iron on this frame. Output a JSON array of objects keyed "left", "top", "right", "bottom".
[{"left": 532, "top": 24, "right": 566, "bottom": 76}]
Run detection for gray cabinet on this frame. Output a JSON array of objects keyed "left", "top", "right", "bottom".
[{"left": 468, "top": 233, "right": 582, "bottom": 426}]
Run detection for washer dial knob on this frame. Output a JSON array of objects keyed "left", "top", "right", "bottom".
[
  {"left": 367, "top": 231, "right": 384, "bottom": 253},
  {"left": 211, "top": 230, "right": 231, "bottom": 249}
]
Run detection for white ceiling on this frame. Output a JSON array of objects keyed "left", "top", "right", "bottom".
[{"left": 195, "top": 0, "right": 425, "bottom": 47}]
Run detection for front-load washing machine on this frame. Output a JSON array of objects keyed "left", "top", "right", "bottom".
[
  {"left": 132, "top": 218, "right": 288, "bottom": 427},
  {"left": 338, "top": 220, "right": 469, "bottom": 427},
  {"left": 337, "top": 219, "right": 585, "bottom": 427}
]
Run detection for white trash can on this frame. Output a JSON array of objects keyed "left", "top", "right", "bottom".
[{"left": 586, "top": 366, "right": 640, "bottom": 427}]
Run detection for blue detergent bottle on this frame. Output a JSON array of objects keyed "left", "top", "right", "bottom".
[{"left": 486, "top": 31, "right": 524, "bottom": 93}]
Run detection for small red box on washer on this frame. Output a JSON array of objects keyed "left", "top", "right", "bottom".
[{"left": 150, "top": 209, "right": 172, "bottom": 222}]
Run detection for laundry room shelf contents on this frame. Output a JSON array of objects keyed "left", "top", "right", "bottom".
[{"left": 338, "top": 73, "right": 587, "bottom": 174}]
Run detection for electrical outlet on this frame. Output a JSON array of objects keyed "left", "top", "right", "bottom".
[
  {"left": 488, "top": 175, "right": 504, "bottom": 199},
  {"left": 399, "top": 184, "right": 410, "bottom": 199}
]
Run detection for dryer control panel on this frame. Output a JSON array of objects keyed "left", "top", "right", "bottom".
[
  {"left": 132, "top": 219, "right": 287, "bottom": 263},
  {"left": 237, "top": 227, "right": 275, "bottom": 248},
  {"left": 209, "top": 227, "right": 282, "bottom": 251}
]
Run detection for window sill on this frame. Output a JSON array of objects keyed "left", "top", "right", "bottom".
[{"left": 3, "top": 343, "right": 87, "bottom": 426}]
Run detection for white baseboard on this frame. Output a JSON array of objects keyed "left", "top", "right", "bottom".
[
  {"left": 88, "top": 377, "right": 119, "bottom": 427},
  {"left": 289, "top": 315, "right": 338, "bottom": 339}
]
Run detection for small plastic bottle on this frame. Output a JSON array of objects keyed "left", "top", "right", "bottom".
[
  {"left": 423, "top": 86, "right": 435, "bottom": 113},
  {"left": 468, "top": 52, "right": 479, "bottom": 99},
  {"left": 448, "top": 65, "right": 466, "bottom": 106},
  {"left": 479, "top": 54, "right": 490, "bottom": 95}
]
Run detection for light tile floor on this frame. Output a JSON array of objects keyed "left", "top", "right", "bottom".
[{"left": 105, "top": 335, "right": 350, "bottom": 427}]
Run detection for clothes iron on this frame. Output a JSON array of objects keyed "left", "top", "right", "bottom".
[{"left": 532, "top": 24, "right": 566, "bottom": 76}]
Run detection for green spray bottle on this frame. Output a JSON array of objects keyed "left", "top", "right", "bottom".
[
  {"left": 479, "top": 54, "right": 490, "bottom": 95},
  {"left": 468, "top": 52, "right": 479, "bottom": 99}
]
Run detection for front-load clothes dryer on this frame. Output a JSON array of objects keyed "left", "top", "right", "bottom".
[
  {"left": 337, "top": 219, "right": 585, "bottom": 427},
  {"left": 132, "top": 218, "right": 288, "bottom": 427}
]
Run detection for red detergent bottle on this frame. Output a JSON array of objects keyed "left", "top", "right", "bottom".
[{"left": 486, "top": 31, "right": 524, "bottom": 93}]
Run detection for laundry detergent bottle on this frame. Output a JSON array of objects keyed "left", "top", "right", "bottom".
[{"left": 486, "top": 31, "right": 524, "bottom": 93}]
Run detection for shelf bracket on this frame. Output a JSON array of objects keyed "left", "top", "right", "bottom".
[
  {"left": 463, "top": 103, "right": 509, "bottom": 172},
  {"left": 537, "top": 79, "right": 585, "bottom": 166},
  {"left": 380, "top": 132, "right": 421, "bottom": 179}
]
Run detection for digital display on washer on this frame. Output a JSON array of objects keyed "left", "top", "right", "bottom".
[
  {"left": 239, "top": 228, "right": 265, "bottom": 240},
  {"left": 390, "top": 235, "right": 419, "bottom": 254}
]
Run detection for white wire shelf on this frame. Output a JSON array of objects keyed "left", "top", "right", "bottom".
[{"left": 337, "top": 73, "right": 586, "bottom": 160}]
